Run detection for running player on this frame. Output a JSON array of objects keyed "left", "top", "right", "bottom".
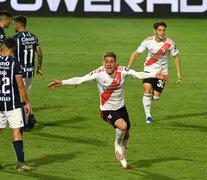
[
  {"left": 12, "top": 15, "right": 44, "bottom": 131},
  {"left": 48, "top": 52, "right": 168, "bottom": 168},
  {"left": 128, "top": 21, "right": 182, "bottom": 124},
  {"left": 0, "top": 37, "right": 32, "bottom": 171}
]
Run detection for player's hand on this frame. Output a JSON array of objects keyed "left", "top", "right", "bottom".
[
  {"left": 24, "top": 102, "right": 31, "bottom": 118},
  {"left": 37, "top": 69, "right": 45, "bottom": 80},
  {"left": 176, "top": 78, "right": 182, "bottom": 84},
  {"left": 176, "top": 73, "right": 182, "bottom": 84},
  {"left": 155, "top": 69, "right": 169, "bottom": 82},
  {"left": 48, "top": 79, "right": 62, "bottom": 89}
]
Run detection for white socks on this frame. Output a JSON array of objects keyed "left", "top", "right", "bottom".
[
  {"left": 115, "top": 128, "right": 125, "bottom": 145},
  {"left": 143, "top": 93, "right": 152, "bottom": 118}
]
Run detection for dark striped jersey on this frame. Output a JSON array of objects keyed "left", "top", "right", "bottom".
[
  {"left": 0, "top": 55, "right": 22, "bottom": 111},
  {"left": 13, "top": 31, "right": 40, "bottom": 78},
  {"left": 0, "top": 27, "right": 6, "bottom": 44}
]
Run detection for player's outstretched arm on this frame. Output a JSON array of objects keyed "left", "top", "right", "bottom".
[{"left": 48, "top": 79, "right": 62, "bottom": 89}]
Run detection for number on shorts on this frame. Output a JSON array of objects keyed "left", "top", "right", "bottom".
[{"left": 157, "top": 80, "right": 164, "bottom": 89}]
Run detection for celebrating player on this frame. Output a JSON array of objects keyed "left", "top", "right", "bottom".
[
  {"left": 0, "top": 37, "right": 32, "bottom": 171},
  {"left": 12, "top": 15, "right": 44, "bottom": 131},
  {"left": 48, "top": 52, "right": 168, "bottom": 168},
  {"left": 128, "top": 21, "right": 182, "bottom": 124}
]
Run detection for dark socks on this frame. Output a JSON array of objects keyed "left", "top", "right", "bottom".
[{"left": 13, "top": 140, "right": 24, "bottom": 162}]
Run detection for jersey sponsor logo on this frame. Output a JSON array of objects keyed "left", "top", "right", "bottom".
[
  {"left": 103, "top": 84, "right": 121, "bottom": 91},
  {"left": 21, "top": 37, "right": 35, "bottom": 42},
  {"left": 0, "top": 61, "right": 10, "bottom": 66},
  {"left": 0, "top": 70, "right": 7, "bottom": 76},
  {"left": 101, "top": 71, "right": 121, "bottom": 105},
  {"left": 23, "top": 67, "right": 34, "bottom": 72},
  {"left": 146, "top": 42, "right": 171, "bottom": 66},
  {"left": 0, "top": 96, "right": 11, "bottom": 102}
]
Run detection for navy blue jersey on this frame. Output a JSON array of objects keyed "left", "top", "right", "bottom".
[
  {"left": 0, "top": 55, "right": 22, "bottom": 111},
  {"left": 0, "top": 27, "right": 6, "bottom": 44},
  {"left": 13, "top": 32, "right": 39, "bottom": 78}
]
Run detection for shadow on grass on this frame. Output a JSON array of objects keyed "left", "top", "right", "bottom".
[
  {"left": 157, "top": 112, "right": 207, "bottom": 121},
  {"left": 32, "top": 105, "right": 68, "bottom": 112},
  {"left": 128, "top": 157, "right": 193, "bottom": 180},
  {"left": 158, "top": 121, "right": 207, "bottom": 133},
  {"left": 1, "top": 152, "right": 80, "bottom": 179},
  {"left": 154, "top": 111, "right": 207, "bottom": 133},
  {"left": 31, "top": 131, "right": 106, "bottom": 146},
  {"left": 30, "top": 116, "right": 88, "bottom": 132},
  {"left": 134, "top": 157, "right": 193, "bottom": 168}
]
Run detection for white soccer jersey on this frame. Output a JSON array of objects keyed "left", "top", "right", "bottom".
[
  {"left": 62, "top": 65, "right": 156, "bottom": 111},
  {"left": 137, "top": 36, "right": 179, "bottom": 74}
]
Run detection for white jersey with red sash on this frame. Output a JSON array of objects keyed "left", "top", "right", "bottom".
[
  {"left": 62, "top": 65, "right": 156, "bottom": 111},
  {"left": 137, "top": 36, "right": 179, "bottom": 74}
]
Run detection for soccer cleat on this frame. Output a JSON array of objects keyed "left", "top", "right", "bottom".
[
  {"left": 146, "top": 116, "right": 152, "bottom": 124},
  {"left": 114, "top": 142, "right": 128, "bottom": 168},
  {"left": 16, "top": 161, "right": 32, "bottom": 172}
]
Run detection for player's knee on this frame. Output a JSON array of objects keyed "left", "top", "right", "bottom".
[
  {"left": 144, "top": 93, "right": 152, "bottom": 98},
  {"left": 115, "top": 120, "right": 127, "bottom": 132},
  {"left": 0, "top": 128, "right": 2, "bottom": 132},
  {"left": 152, "top": 96, "right": 160, "bottom": 101}
]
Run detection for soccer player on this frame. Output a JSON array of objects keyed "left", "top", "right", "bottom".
[
  {"left": 12, "top": 15, "right": 44, "bottom": 131},
  {"left": 0, "top": 10, "right": 13, "bottom": 53},
  {"left": 48, "top": 52, "right": 168, "bottom": 168},
  {"left": 128, "top": 21, "right": 182, "bottom": 124},
  {"left": 0, "top": 37, "right": 32, "bottom": 171}
]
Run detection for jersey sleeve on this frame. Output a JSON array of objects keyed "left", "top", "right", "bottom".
[
  {"left": 136, "top": 39, "right": 148, "bottom": 53},
  {"left": 14, "top": 61, "right": 23, "bottom": 76},
  {"left": 170, "top": 43, "right": 179, "bottom": 56},
  {"left": 62, "top": 70, "right": 98, "bottom": 85}
]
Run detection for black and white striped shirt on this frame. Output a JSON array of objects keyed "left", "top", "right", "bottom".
[{"left": 0, "top": 55, "right": 22, "bottom": 111}]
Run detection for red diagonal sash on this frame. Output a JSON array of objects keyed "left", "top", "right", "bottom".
[
  {"left": 101, "top": 71, "right": 121, "bottom": 106},
  {"left": 146, "top": 42, "right": 171, "bottom": 66}
]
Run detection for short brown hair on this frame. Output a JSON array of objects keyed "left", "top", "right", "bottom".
[
  {"left": 103, "top": 52, "right": 116, "bottom": 60},
  {"left": 13, "top": 15, "right": 27, "bottom": 27},
  {"left": 0, "top": 10, "right": 13, "bottom": 18},
  {"left": 153, "top": 21, "right": 167, "bottom": 30}
]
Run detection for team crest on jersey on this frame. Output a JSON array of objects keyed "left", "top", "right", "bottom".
[
  {"left": 114, "top": 77, "right": 121, "bottom": 83},
  {"left": 0, "top": 34, "right": 4, "bottom": 39},
  {"left": 161, "top": 48, "right": 167, "bottom": 54}
]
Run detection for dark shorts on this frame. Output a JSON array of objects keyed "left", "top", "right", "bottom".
[
  {"left": 100, "top": 106, "right": 130, "bottom": 130},
  {"left": 143, "top": 78, "right": 165, "bottom": 93}
]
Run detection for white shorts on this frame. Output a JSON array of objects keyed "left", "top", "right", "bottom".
[
  {"left": 0, "top": 108, "right": 24, "bottom": 129},
  {"left": 23, "top": 78, "right": 33, "bottom": 93}
]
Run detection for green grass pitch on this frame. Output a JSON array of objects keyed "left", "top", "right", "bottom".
[{"left": 0, "top": 17, "right": 207, "bottom": 180}]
